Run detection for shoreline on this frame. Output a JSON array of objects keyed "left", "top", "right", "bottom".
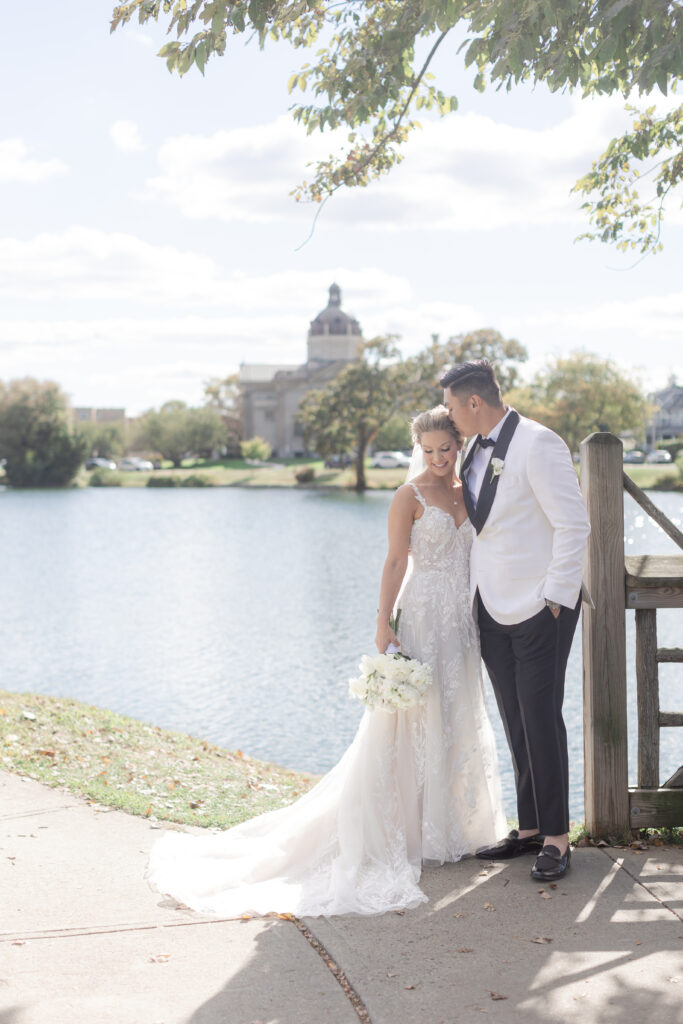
[
  {"left": 2, "top": 689, "right": 680, "bottom": 846},
  {"left": 1, "top": 464, "right": 680, "bottom": 493},
  {"left": 0, "top": 688, "right": 319, "bottom": 829}
]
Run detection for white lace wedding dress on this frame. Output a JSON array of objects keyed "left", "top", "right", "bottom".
[{"left": 147, "top": 484, "right": 505, "bottom": 917}]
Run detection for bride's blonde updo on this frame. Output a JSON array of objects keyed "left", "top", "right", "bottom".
[{"left": 411, "top": 405, "right": 462, "bottom": 447}]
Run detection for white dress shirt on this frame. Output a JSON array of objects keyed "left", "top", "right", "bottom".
[{"left": 467, "top": 407, "right": 513, "bottom": 505}]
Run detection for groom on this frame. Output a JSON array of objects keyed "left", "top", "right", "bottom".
[{"left": 441, "top": 359, "right": 590, "bottom": 881}]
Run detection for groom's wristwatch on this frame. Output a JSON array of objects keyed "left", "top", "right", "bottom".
[{"left": 545, "top": 600, "right": 561, "bottom": 613}]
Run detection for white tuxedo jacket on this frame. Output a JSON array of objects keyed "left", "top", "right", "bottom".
[{"left": 464, "top": 413, "right": 591, "bottom": 625}]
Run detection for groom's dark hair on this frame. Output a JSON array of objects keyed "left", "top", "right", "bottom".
[{"left": 439, "top": 358, "right": 503, "bottom": 408}]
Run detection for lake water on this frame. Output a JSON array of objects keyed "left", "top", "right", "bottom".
[{"left": 0, "top": 485, "right": 681, "bottom": 821}]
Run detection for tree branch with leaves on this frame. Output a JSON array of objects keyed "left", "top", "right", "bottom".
[{"left": 111, "top": 0, "right": 682, "bottom": 252}]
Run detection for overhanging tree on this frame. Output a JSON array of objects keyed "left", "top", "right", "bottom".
[{"left": 111, "top": 0, "right": 683, "bottom": 253}]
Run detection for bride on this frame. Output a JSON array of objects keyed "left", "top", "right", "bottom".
[{"left": 147, "top": 406, "right": 505, "bottom": 917}]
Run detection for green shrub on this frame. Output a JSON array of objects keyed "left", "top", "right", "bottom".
[
  {"left": 0, "top": 379, "right": 88, "bottom": 487},
  {"left": 146, "top": 475, "right": 178, "bottom": 487},
  {"left": 295, "top": 466, "right": 316, "bottom": 484},
  {"left": 89, "top": 469, "right": 123, "bottom": 487},
  {"left": 180, "top": 474, "right": 213, "bottom": 487},
  {"left": 240, "top": 436, "right": 272, "bottom": 461}
]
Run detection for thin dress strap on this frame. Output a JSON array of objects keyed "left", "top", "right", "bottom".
[{"left": 410, "top": 483, "right": 427, "bottom": 509}]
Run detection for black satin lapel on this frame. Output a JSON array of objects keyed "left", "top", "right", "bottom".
[
  {"left": 460, "top": 438, "right": 478, "bottom": 477},
  {"left": 460, "top": 439, "right": 480, "bottom": 532},
  {"left": 474, "top": 410, "right": 520, "bottom": 532},
  {"left": 461, "top": 473, "right": 479, "bottom": 531}
]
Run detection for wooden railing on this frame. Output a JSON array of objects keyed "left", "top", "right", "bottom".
[{"left": 580, "top": 432, "right": 683, "bottom": 837}]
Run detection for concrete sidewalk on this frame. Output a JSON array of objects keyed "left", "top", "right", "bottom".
[{"left": 1, "top": 771, "right": 682, "bottom": 1024}]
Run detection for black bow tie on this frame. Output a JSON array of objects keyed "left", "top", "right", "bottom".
[{"left": 476, "top": 435, "right": 496, "bottom": 449}]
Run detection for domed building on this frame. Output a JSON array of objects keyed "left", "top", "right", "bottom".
[{"left": 238, "top": 284, "right": 363, "bottom": 456}]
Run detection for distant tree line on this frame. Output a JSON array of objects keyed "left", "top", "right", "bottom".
[
  {"left": 0, "top": 334, "right": 653, "bottom": 490},
  {"left": 297, "top": 333, "right": 653, "bottom": 491},
  {"left": 0, "top": 379, "right": 239, "bottom": 488}
]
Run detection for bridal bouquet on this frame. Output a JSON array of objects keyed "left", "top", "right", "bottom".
[{"left": 348, "top": 650, "right": 433, "bottom": 713}]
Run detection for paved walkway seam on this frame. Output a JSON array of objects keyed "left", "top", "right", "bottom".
[
  {"left": 291, "top": 916, "right": 373, "bottom": 1024},
  {"left": 601, "top": 846, "right": 683, "bottom": 923}
]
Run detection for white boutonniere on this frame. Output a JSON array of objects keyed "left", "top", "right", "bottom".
[{"left": 489, "top": 457, "right": 505, "bottom": 484}]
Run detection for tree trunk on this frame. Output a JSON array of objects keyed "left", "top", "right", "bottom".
[{"left": 354, "top": 433, "right": 367, "bottom": 492}]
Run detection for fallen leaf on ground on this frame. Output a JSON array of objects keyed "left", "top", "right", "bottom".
[
  {"left": 549, "top": 883, "right": 558, "bottom": 890},
  {"left": 458, "top": 947, "right": 474, "bottom": 953},
  {"left": 11, "top": 940, "right": 27, "bottom": 946},
  {"left": 538, "top": 890, "right": 552, "bottom": 899},
  {"left": 531, "top": 936, "right": 553, "bottom": 944},
  {"left": 149, "top": 954, "right": 171, "bottom": 963},
  {"left": 483, "top": 902, "right": 495, "bottom": 911},
  {"left": 490, "top": 992, "right": 508, "bottom": 1000},
  {"left": 404, "top": 984, "right": 417, "bottom": 990},
  {"left": 394, "top": 909, "right": 405, "bottom": 915},
  {"left": 453, "top": 912, "right": 465, "bottom": 918}
]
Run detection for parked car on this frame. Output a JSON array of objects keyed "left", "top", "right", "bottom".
[
  {"left": 85, "top": 457, "right": 117, "bottom": 471},
  {"left": 370, "top": 450, "right": 412, "bottom": 469},
  {"left": 645, "top": 450, "right": 673, "bottom": 463},
  {"left": 118, "top": 456, "right": 154, "bottom": 472},
  {"left": 623, "top": 449, "right": 646, "bottom": 464},
  {"left": 324, "top": 453, "right": 352, "bottom": 468}
]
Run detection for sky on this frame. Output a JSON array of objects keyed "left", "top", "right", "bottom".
[{"left": 1, "top": 1, "right": 681, "bottom": 416}]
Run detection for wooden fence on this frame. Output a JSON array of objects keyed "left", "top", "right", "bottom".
[{"left": 580, "top": 432, "right": 683, "bottom": 837}]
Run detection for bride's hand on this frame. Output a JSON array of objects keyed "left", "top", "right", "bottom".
[{"left": 376, "top": 622, "right": 399, "bottom": 654}]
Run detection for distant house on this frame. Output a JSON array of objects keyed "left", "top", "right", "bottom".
[
  {"left": 647, "top": 376, "right": 683, "bottom": 445},
  {"left": 238, "top": 283, "right": 363, "bottom": 457}
]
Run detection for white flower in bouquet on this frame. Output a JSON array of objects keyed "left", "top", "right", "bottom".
[
  {"left": 348, "top": 648, "right": 433, "bottom": 713},
  {"left": 349, "top": 675, "right": 368, "bottom": 701}
]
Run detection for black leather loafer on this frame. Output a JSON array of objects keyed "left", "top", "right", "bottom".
[
  {"left": 476, "top": 830, "right": 544, "bottom": 860},
  {"left": 531, "top": 844, "right": 571, "bottom": 881}
]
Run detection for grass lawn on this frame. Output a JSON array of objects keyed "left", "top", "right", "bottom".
[
  {"left": 0, "top": 689, "right": 318, "bottom": 829},
  {"left": 623, "top": 463, "right": 680, "bottom": 490},
  {"left": 78, "top": 458, "right": 407, "bottom": 490},
  {"left": 75, "top": 458, "right": 680, "bottom": 492}
]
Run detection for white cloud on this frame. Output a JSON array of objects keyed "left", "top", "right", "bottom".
[
  {"left": 0, "top": 261, "right": 485, "bottom": 412},
  {"left": 0, "top": 235, "right": 678, "bottom": 410},
  {"left": 0, "top": 227, "right": 221, "bottom": 303},
  {"left": 506, "top": 290, "right": 683, "bottom": 391},
  {"left": 0, "top": 228, "right": 416, "bottom": 314},
  {"left": 145, "top": 94, "right": 668, "bottom": 233},
  {"left": 0, "top": 139, "right": 68, "bottom": 184},
  {"left": 110, "top": 120, "right": 145, "bottom": 152}
]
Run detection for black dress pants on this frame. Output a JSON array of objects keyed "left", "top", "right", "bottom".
[{"left": 477, "top": 593, "right": 581, "bottom": 837}]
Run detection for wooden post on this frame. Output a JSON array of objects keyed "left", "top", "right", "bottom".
[
  {"left": 636, "top": 608, "right": 659, "bottom": 789},
  {"left": 580, "top": 433, "right": 630, "bottom": 837}
]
